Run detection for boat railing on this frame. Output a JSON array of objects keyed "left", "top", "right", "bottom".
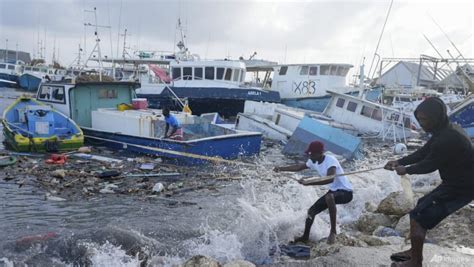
[{"left": 164, "top": 85, "right": 186, "bottom": 108}]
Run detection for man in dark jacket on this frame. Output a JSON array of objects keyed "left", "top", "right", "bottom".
[{"left": 384, "top": 97, "right": 474, "bottom": 267}]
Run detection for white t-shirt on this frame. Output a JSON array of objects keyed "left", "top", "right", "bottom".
[{"left": 306, "top": 154, "right": 353, "bottom": 192}]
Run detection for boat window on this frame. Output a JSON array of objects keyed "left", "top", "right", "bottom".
[
  {"left": 403, "top": 117, "right": 411, "bottom": 128},
  {"left": 400, "top": 97, "right": 410, "bottom": 102},
  {"left": 361, "top": 106, "right": 373, "bottom": 118},
  {"left": 205, "top": 67, "right": 214, "bottom": 80},
  {"left": 0, "top": 64, "right": 5, "bottom": 69},
  {"left": 279, "top": 66, "right": 288, "bottom": 75},
  {"left": 224, "top": 68, "right": 232, "bottom": 81},
  {"left": 320, "top": 65, "right": 330, "bottom": 75},
  {"left": 330, "top": 66, "right": 338, "bottom": 75},
  {"left": 99, "top": 89, "right": 118, "bottom": 99},
  {"left": 389, "top": 113, "right": 400, "bottom": 122},
  {"left": 371, "top": 108, "right": 382, "bottom": 121},
  {"left": 172, "top": 67, "right": 181, "bottom": 80},
  {"left": 216, "top": 67, "right": 225, "bottom": 80},
  {"left": 337, "top": 67, "right": 349, "bottom": 76},
  {"left": 8, "top": 65, "right": 15, "bottom": 70},
  {"left": 194, "top": 67, "right": 203, "bottom": 80},
  {"left": 33, "top": 67, "right": 40, "bottom": 72},
  {"left": 233, "top": 69, "right": 240, "bottom": 82},
  {"left": 25, "top": 67, "right": 32, "bottom": 71},
  {"left": 51, "top": 87, "right": 65, "bottom": 102},
  {"left": 347, "top": 101, "right": 357, "bottom": 112},
  {"left": 38, "top": 86, "right": 51, "bottom": 100},
  {"left": 300, "top": 66, "right": 309, "bottom": 75},
  {"left": 183, "top": 67, "right": 192, "bottom": 80},
  {"left": 336, "top": 98, "right": 345, "bottom": 108},
  {"left": 41, "top": 69, "right": 48, "bottom": 73},
  {"left": 309, "top": 66, "right": 318, "bottom": 76}
]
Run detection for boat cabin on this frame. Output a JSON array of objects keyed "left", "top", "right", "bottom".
[
  {"left": 168, "top": 60, "right": 246, "bottom": 88},
  {"left": 271, "top": 64, "right": 354, "bottom": 99},
  {"left": 323, "top": 90, "right": 418, "bottom": 141}
]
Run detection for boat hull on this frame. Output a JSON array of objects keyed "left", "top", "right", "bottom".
[
  {"left": 2, "top": 97, "right": 84, "bottom": 152},
  {"left": 449, "top": 96, "right": 474, "bottom": 138},
  {"left": 19, "top": 73, "right": 42, "bottom": 91},
  {"left": 81, "top": 127, "right": 262, "bottom": 165},
  {"left": 138, "top": 86, "right": 280, "bottom": 117}
]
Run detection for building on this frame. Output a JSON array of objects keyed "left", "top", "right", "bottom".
[{"left": 0, "top": 49, "right": 31, "bottom": 64}]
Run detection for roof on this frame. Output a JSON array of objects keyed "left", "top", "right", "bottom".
[
  {"left": 0, "top": 49, "right": 31, "bottom": 64},
  {"left": 380, "top": 61, "right": 451, "bottom": 83}
]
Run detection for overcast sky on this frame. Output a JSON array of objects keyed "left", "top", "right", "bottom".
[{"left": 0, "top": 0, "right": 472, "bottom": 76}]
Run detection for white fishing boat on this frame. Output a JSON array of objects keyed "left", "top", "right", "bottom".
[
  {"left": 247, "top": 63, "right": 359, "bottom": 112},
  {"left": 100, "top": 19, "right": 280, "bottom": 117}
]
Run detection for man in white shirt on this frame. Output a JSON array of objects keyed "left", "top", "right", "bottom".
[{"left": 274, "top": 141, "right": 353, "bottom": 244}]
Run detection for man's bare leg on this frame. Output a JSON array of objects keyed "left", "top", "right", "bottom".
[
  {"left": 325, "top": 193, "right": 337, "bottom": 244},
  {"left": 392, "top": 219, "right": 426, "bottom": 267}
]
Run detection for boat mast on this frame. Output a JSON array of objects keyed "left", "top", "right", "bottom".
[{"left": 83, "top": 7, "right": 111, "bottom": 81}]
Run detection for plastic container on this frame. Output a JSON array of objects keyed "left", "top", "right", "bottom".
[
  {"left": 117, "top": 103, "right": 133, "bottom": 111},
  {"left": 132, "top": 98, "right": 148, "bottom": 109}
]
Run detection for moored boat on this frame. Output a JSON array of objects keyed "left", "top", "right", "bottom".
[
  {"left": 36, "top": 81, "right": 262, "bottom": 165},
  {"left": 2, "top": 97, "right": 84, "bottom": 152}
]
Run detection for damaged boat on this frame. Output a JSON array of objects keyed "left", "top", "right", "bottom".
[
  {"left": 36, "top": 81, "right": 262, "bottom": 164},
  {"left": 2, "top": 97, "right": 84, "bottom": 152}
]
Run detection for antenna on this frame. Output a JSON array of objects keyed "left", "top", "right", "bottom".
[
  {"left": 4, "top": 38, "right": 8, "bottom": 62},
  {"left": 429, "top": 15, "right": 468, "bottom": 63},
  {"left": 367, "top": 0, "right": 394, "bottom": 80},
  {"left": 120, "top": 29, "right": 132, "bottom": 59},
  {"left": 116, "top": 0, "right": 123, "bottom": 59},
  {"left": 52, "top": 35, "right": 56, "bottom": 63},
  {"left": 83, "top": 7, "right": 111, "bottom": 81}
]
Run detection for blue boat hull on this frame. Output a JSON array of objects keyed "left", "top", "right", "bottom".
[
  {"left": 449, "top": 98, "right": 474, "bottom": 138},
  {"left": 138, "top": 86, "right": 281, "bottom": 117},
  {"left": 283, "top": 115, "right": 362, "bottom": 159},
  {"left": 19, "top": 73, "right": 42, "bottom": 91},
  {"left": 0, "top": 73, "right": 18, "bottom": 88},
  {"left": 81, "top": 127, "right": 262, "bottom": 165}
]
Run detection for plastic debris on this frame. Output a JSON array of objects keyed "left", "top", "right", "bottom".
[
  {"left": 140, "top": 163, "right": 155, "bottom": 170},
  {"left": 277, "top": 244, "right": 310, "bottom": 259},
  {"left": 97, "top": 170, "right": 121, "bottom": 179},
  {"left": 45, "top": 154, "right": 68, "bottom": 164},
  {"left": 152, "top": 183, "right": 164, "bottom": 193},
  {"left": 72, "top": 153, "right": 123, "bottom": 163},
  {"left": 51, "top": 169, "right": 66, "bottom": 179},
  {"left": 127, "top": 172, "right": 180, "bottom": 178},
  {"left": 372, "top": 226, "right": 401, "bottom": 237},
  {"left": 393, "top": 143, "right": 407, "bottom": 155}
]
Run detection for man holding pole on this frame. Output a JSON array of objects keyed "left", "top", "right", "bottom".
[
  {"left": 274, "top": 141, "right": 353, "bottom": 244},
  {"left": 385, "top": 97, "right": 474, "bottom": 267}
]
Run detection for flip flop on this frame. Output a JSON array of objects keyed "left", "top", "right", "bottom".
[{"left": 390, "top": 253, "right": 411, "bottom": 262}]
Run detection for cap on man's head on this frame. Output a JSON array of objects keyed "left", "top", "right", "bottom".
[{"left": 305, "top": 141, "right": 324, "bottom": 155}]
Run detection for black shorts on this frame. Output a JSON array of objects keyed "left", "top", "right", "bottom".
[
  {"left": 410, "top": 185, "right": 473, "bottom": 230},
  {"left": 308, "top": 190, "right": 353, "bottom": 218}
]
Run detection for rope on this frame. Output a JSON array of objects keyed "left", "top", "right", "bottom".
[{"left": 294, "top": 166, "right": 386, "bottom": 184}]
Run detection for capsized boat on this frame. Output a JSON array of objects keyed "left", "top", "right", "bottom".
[{"left": 2, "top": 97, "right": 84, "bottom": 152}]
